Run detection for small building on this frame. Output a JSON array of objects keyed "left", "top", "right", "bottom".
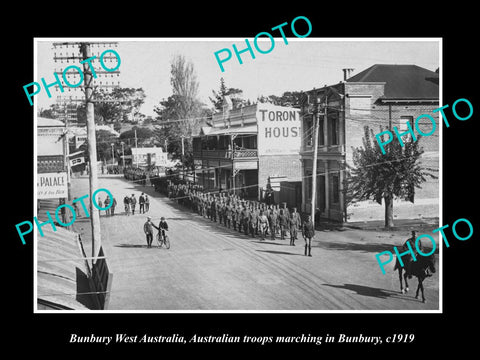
[
  {"left": 193, "top": 98, "right": 302, "bottom": 200},
  {"left": 300, "top": 64, "right": 439, "bottom": 222},
  {"left": 131, "top": 146, "right": 168, "bottom": 167}
]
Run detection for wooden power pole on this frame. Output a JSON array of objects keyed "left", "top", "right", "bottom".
[
  {"left": 80, "top": 43, "right": 102, "bottom": 264},
  {"left": 310, "top": 94, "right": 326, "bottom": 227}
]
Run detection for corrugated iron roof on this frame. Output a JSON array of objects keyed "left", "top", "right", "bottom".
[
  {"left": 347, "top": 64, "right": 439, "bottom": 100},
  {"left": 37, "top": 226, "right": 92, "bottom": 310}
]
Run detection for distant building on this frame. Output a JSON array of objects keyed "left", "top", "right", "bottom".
[
  {"left": 300, "top": 64, "right": 439, "bottom": 222},
  {"left": 131, "top": 146, "right": 168, "bottom": 167},
  {"left": 193, "top": 97, "right": 302, "bottom": 200}
]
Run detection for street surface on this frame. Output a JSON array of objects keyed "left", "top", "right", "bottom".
[{"left": 70, "top": 175, "right": 440, "bottom": 311}]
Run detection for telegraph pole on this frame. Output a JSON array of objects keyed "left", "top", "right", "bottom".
[
  {"left": 310, "top": 94, "right": 327, "bottom": 227},
  {"left": 310, "top": 98, "right": 320, "bottom": 225},
  {"left": 80, "top": 42, "right": 102, "bottom": 264},
  {"left": 134, "top": 128, "right": 138, "bottom": 168},
  {"left": 52, "top": 41, "right": 121, "bottom": 265},
  {"left": 181, "top": 136, "right": 185, "bottom": 180}
]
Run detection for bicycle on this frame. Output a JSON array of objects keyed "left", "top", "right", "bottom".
[{"left": 156, "top": 229, "right": 170, "bottom": 249}]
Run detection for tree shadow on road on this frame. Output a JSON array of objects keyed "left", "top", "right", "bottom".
[
  {"left": 256, "top": 249, "right": 304, "bottom": 256},
  {"left": 314, "top": 240, "right": 395, "bottom": 254},
  {"left": 252, "top": 240, "right": 290, "bottom": 246},
  {"left": 322, "top": 283, "right": 419, "bottom": 302},
  {"left": 114, "top": 243, "right": 152, "bottom": 249}
]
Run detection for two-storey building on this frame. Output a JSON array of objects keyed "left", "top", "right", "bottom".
[
  {"left": 193, "top": 97, "right": 302, "bottom": 200},
  {"left": 300, "top": 64, "right": 439, "bottom": 222}
]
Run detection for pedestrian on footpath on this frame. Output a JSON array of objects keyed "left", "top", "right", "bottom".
[
  {"left": 302, "top": 215, "right": 315, "bottom": 257},
  {"left": 130, "top": 194, "right": 137, "bottom": 215},
  {"left": 145, "top": 194, "right": 150, "bottom": 212},
  {"left": 139, "top": 193, "right": 145, "bottom": 214},
  {"left": 143, "top": 216, "right": 156, "bottom": 248}
]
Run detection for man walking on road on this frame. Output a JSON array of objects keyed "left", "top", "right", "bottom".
[
  {"left": 139, "top": 193, "right": 145, "bottom": 214},
  {"left": 130, "top": 194, "right": 137, "bottom": 215},
  {"left": 124, "top": 194, "right": 131, "bottom": 215},
  {"left": 110, "top": 196, "right": 117, "bottom": 216},
  {"left": 143, "top": 216, "right": 156, "bottom": 248},
  {"left": 302, "top": 215, "right": 315, "bottom": 257},
  {"left": 145, "top": 194, "right": 150, "bottom": 213}
]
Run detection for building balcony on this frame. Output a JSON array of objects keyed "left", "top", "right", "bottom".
[
  {"left": 300, "top": 144, "right": 346, "bottom": 158},
  {"left": 193, "top": 148, "right": 258, "bottom": 160}
]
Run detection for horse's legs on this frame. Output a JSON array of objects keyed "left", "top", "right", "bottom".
[
  {"left": 403, "top": 271, "right": 409, "bottom": 292},
  {"left": 398, "top": 269, "right": 404, "bottom": 293},
  {"left": 415, "top": 278, "right": 426, "bottom": 303}
]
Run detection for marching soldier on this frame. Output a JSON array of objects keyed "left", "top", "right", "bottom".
[
  {"left": 302, "top": 215, "right": 315, "bottom": 257},
  {"left": 278, "top": 209, "right": 289, "bottom": 240},
  {"left": 289, "top": 207, "right": 302, "bottom": 246},
  {"left": 258, "top": 210, "right": 269, "bottom": 240},
  {"left": 267, "top": 207, "right": 278, "bottom": 240},
  {"left": 249, "top": 205, "right": 258, "bottom": 238}
]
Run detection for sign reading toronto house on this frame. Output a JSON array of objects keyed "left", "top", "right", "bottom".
[{"left": 256, "top": 104, "right": 301, "bottom": 156}]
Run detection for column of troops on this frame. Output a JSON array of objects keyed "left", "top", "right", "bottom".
[{"left": 165, "top": 181, "right": 305, "bottom": 246}]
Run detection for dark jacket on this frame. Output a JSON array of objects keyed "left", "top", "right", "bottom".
[{"left": 158, "top": 220, "right": 169, "bottom": 230}]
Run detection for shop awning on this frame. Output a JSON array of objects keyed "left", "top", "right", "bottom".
[{"left": 204, "top": 125, "right": 258, "bottom": 137}]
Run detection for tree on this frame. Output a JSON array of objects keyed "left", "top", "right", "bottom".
[
  {"left": 346, "top": 126, "right": 437, "bottom": 228},
  {"left": 78, "top": 129, "right": 119, "bottom": 163},
  {"left": 258, "top": 91, "right": 304, "bottom": 107},
  {"left": 76, "top": 88, "right": 146, "bottom": 125},
  {"left": 119, "top": 126, "right": 157, "bottom": 147},
  {"left": 38, "top": 106, "right": 56, "bottom": 119},
  {"left": 209, "top": 77, "right": 244, "bottom": 111},
  {"left": 153, "top": 54, "right": 208, "bottom": 169}
]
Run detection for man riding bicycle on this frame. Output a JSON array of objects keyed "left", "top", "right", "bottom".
[{"left": 158, "top": 216, "right": 169, "bottom": 242}]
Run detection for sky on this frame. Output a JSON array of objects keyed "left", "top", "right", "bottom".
[{"left": 35, "top": 38, "right": 440, "bottom": 117}]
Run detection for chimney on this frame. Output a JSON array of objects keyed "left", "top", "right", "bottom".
[{"left": 342, "top": 68, "right": 354, "bottom": 81}]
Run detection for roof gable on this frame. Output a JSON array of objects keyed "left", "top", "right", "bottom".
[{"left": 346, "top": 64, "right": 439, "bottom": 100}]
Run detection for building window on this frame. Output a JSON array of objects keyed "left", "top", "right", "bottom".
[
  {"left": 304, "top": 117, "right": 313, "bottom": 147},
  {"left": 332, "top": 174, "right": 340, "bottom": 204},
  {"left": 306, "top": 170, "right": 312, "bottom": 200},
  {"left": 330, "top": 116, "right": 339, "bottom": 145},
  {"left": 398, "top": 116, "right": 414, "bottom": 142}
]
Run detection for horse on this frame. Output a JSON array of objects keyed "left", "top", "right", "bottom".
[{"left": 394, "top": 253, "right": 436, "bottom": 303}]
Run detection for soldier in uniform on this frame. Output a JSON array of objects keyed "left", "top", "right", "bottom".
[
  {"left": 274, "top": 205, "right": 280, "bottom": 236},
  {"left": 278, "top": 209, "right": 289, "bottom": 240},
  {"left": 210, "top": 196, "right": 217, "bottom": 222},
  {"left": 302, "top": 215, "right": 315, "bottom": 257},
  {"left": 289, "top": 207, "right": 302, "bottom": 246},
  {"left": 225, "top": 202, "right": 232, "bottom": 229},
  {"left": 249, "top": 205, "right": 258, "bottom": 238},
  {"left": 267, "top": 207, "right": 277, "bottom": 240},
  {"left": 245, "top": 205, "right": 252, "bottom": 235},
  {"left": 258, "top": 210, "right": 269, "bottom": 240}
]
